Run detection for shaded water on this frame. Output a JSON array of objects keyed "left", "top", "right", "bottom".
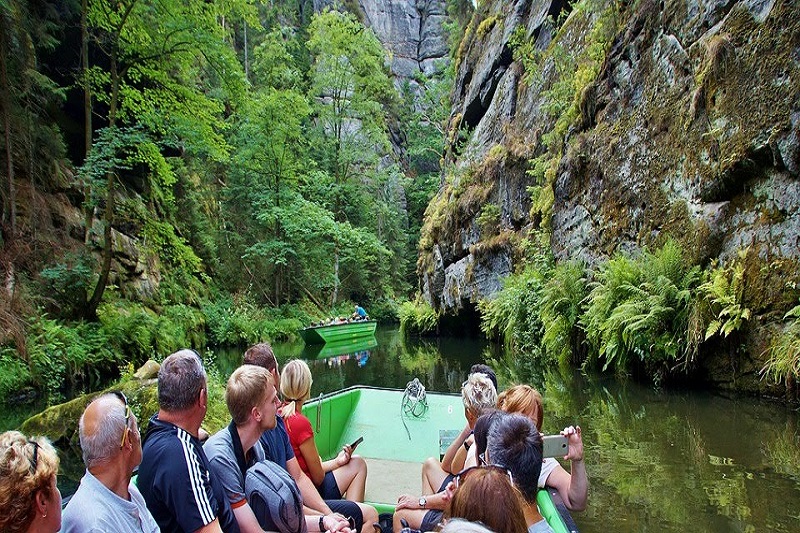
[{"left": 4, "top": 326, "right": 799, "bottom": 531}]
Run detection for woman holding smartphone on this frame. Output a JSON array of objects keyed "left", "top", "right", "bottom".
[{"left": 280, "top": 359, "right": 369, "bottom": 503}]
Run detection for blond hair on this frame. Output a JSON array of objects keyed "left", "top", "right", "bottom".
[
  {"left": 280, "top": 359, "right": 312, "bottom": 418},
  {"left": 226, "top": 365, "right": 273, "bottom": 426},
  {"left": 462, "top": 372, "right": 497, "bottom": 417},
  {"left": 497, "top": 384, "right": 543, "bottom": 432},
  {"left": 0, "top": 431, "right": 60, "bottom": 533}
]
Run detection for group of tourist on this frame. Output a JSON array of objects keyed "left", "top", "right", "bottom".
[
  {"left": 393, "top": 365, "right": 587, "bottom": 533},
  {"left": 0, "top": 347, "right": 587, "bottom": 533}
]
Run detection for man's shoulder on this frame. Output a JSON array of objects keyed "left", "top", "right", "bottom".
[{"left": 204, "top": 427, "right": 234, "bottom": 455}]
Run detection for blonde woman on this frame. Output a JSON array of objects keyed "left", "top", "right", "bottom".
[
  {"left": 280, "top": 359, "right": 370, "bottom": 504},
  {"left": 0, "top": 431, "right": 62, "bottom": 533}
]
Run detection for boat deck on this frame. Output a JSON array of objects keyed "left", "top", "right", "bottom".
[{"left": 364, "top": 458, "right": 421, "bottom": 504}]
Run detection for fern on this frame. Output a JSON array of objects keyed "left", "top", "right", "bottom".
[
  {"left": 699, "top": 252, "right": 751, "bottom": 341},
  {"left": 761, "top": 302, "right": 800, "bottom": 384}
]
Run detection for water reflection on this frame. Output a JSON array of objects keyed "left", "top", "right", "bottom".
[{"left": 5, "top": 326, "right": 799, "bottom": 531}]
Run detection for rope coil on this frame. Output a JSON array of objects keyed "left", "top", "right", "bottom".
[{"left": 401, "top": 378, "right": 428, "bottom": 440}]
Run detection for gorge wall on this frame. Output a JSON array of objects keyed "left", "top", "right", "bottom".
[{"left": 418, "top": 0, "right": 800, "bottom": 393}]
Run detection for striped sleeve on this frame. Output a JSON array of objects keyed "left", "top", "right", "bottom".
[{"left": 177, "top": 428, "right": 217, "bottom": 526}]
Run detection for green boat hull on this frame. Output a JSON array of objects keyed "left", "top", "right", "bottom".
[
  {"left": 299, "top": 320, "right": 377, "bottom": 345},
  {"left": 302, "top": 386, "right": 577, "bottom": 533},
  {"left": 302, "top": 335, "right": 377, "bottom": 359}
]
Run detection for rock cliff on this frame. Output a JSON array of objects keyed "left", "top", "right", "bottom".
[{"left": 418, "top": 0, "right": 800, "bottom": 390}]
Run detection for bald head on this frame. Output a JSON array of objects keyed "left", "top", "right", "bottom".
[{"left": 79, "top": 394, "right": 131, "bottom": 468}]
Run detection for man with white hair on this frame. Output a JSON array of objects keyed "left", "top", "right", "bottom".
[{"left": 62, "top": 391, "right": 158, "bottom": 532}]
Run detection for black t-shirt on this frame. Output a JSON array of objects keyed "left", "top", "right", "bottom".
[{"left": 139, "top": 415, "right": 240, "bottom": 533}]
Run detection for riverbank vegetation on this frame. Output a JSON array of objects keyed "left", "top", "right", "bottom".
[{"left": 0, "top": 0, "right": 475, "bottom": 406}]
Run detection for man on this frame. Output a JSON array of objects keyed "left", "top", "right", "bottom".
[
  {"left": 62, "top": 392, "right": 158, "bottom": 533},
  {"left": 486, "top": 413, "right": 554, "bottom": 533},
  {"left": 205, "top": 364, "right": 353, "bottom": 533},
  {"left": 243, "top": 343, "right": 378, "bottom": 533},
  {"left": 393, "top": 372, "right": 497, "bottom": 533},
  {"left": 351, "top": 305, "right": 367, "bottom": 320},
  {"left": 138, "top": 349, "right": 240, "bottom": 533}
]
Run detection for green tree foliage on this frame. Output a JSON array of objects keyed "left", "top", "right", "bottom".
[{"left": 399, "top": 298, "right": 440, "bottom": 336}]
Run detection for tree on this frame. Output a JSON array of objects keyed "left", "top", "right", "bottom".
[{"left": 80, "top": 0, "right": 249, "bottom": 318}]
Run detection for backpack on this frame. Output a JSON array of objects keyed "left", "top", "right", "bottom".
[{"left": 245, "top": 460, "right": 307, "bottom": 533}]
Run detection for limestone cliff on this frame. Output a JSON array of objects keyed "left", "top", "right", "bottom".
[{"left": 418, "top": 0, "right": 800, "bottom": 391}]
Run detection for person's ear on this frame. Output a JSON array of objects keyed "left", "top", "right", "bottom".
[{"left": 35, "top": 489, "right": 48, "bottom": 515}]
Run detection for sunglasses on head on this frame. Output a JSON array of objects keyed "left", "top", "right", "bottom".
[
  {"left": 27, "top": 440, "right": 39, "bottom": 474},
  {"left": 454, "top": 464, "right": 514, "bottom": 489},
  {"left": 111, "top": 391, "right": 132, "bottom": 448}
]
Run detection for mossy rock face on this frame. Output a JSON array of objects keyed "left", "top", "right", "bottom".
[{"left": 20, "top": 361, "right": 231, "bottom": 446}]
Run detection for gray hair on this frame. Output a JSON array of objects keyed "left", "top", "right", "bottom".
[
  {"left": 158, "top": 349, "right": 207, "bottom": 411},
  {"left": 79, "top": 394, "right": 127, "bottom": 467},
  {"left": 439, "top": 519, "right": 494, "bottom": 533},
  {"left": 462, "top": 372, "right": 497, "bottom": 416},
  {"left": 486, "top": 413, "right": 542, "bottom": 503}
]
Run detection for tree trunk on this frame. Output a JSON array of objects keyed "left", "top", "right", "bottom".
[
  {"left": 81, "top": 0, "right": 93, "bottom": 244},
  {"left": 86, "top": 51, "right": 120, "bottom": 319},
  {"left": 0, "top": 10, "right": 16, "bottom": 238},
  {"left": 331, "top": 243, "right": 339, "bottom": 308}
]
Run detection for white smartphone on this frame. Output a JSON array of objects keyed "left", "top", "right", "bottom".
[{"left": 542, "top": 434, "right": 568, "bottom": 458}]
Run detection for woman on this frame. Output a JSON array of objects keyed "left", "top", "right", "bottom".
[
  {"left": 493, "top": 385, "right": 588, "bottom": 512},
  {"left": 280, "top": 359, "right": 369, "bottom": 502},
  {"left": 443, "top": 465, "right": 528, "bottom": 533},
  {"left": 0, "top": 431, "right": 62, "bottom": 533}
]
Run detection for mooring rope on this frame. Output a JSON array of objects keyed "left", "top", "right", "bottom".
[{"left": 401, "top": 377, "right": 428, "bottom": 441}]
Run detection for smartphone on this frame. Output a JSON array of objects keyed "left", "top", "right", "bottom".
[
  {"left": 542, "top": 434, "right": 568, "bottom": 458},
  {"left": 349, "top": 436, "right": 364, "bottom": 451}
]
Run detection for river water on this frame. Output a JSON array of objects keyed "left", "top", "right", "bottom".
[{"left": 4, "top": 325, "right": 799, "bottom": 531}]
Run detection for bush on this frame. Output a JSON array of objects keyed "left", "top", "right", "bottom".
[
  {"left": 761, "top": 300, "right": 800, "bottom": 386},
  {"left": 399, "top": 299, "right": 439, "bottom": 336},
  {"left": 582, "top": 240, "right": 702, "bottom": 380},
  {"left": 478, "top": 265, "right": 548, "bottom": 361},
  {"left": 541, "top": 261, "right": 588, "bottom": 364}
]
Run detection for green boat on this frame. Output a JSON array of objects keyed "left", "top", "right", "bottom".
[
  {"left": 302, "top": 335, "right": 378, "bottom": 360},
  {"left": 302, "top": 386, "right": 578, "bottom": 533},
  {"left": 299, "top": 320, "right": 377, "bottom": 344}
]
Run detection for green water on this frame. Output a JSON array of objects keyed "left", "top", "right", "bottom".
[{"left": 4, "top": 326, "right": 800, "bottom": 531}]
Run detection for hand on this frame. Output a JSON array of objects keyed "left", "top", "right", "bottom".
[
  {"left": 322, "top": 514, "right": 353, "bottom": 533},
  {"left": 336, "top": 445, "right": 352, "bottom": 467},
  {"left": 442, "top": 481, "right": 456, "bottom": 502},
  {"left": 561, "top": 425, "right": 584, "bottom": 462},
  {"left": 395, "top": 494, "right": 420, "bottom": 510}
]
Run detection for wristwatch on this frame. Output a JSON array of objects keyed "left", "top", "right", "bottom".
[{"left": 419, "top": 497, "right": 427, "bottom": 508}]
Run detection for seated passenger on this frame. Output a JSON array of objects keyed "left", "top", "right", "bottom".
[
  {"left": 62, "top": 392, "right": 158, "bottom": 532},
  {"left": 443, "top": 465, "right": 528, "bottom": 533},
  {"left": 486, "top": 413, "right": 554, "bottom": 533},
  {"left": 393, "top": 372, "right": 497, "bottom": 533},
  {"left": 351, "top": 305, "right": 368, "bottom": 321},
  {"left": 488, "top": 385, "right": 588, "bottom": 511},
  {"left": 137, "top": 349, "right": 240, "bottom": 532},
  {"left": 280, "top": 360, "right": 369, "bottom": 504},
  {"left": 243, "top": 343, "right": 377, "bottom": 533},
  {"left": 204, "top": 364, "right": 353, "bottom": 533},
  {"left": 0, "top": 431, "right": 62, "bottom": 533}
]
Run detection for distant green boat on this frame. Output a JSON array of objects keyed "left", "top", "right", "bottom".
[
  {"left": 303, "top": 386, "right": 578, "bottom": 533},
  {"left": 302, "top": 335, "right": 377, "bottom": 359},
  {"left": 298, "top": 320, "right": 377, "bottom": 344}
]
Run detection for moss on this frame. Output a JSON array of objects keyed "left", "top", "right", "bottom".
[{"left": 476, "top": 15, "right": 499, "bottom": 39}]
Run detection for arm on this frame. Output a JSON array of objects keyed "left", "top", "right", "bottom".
[
  {"left": 463, "top": 442, "right": 479, "bottom": 469},
  {"left": 546, "top": 426, "right": 588, "bottom": 511},
  {"left": 287, "top": 457, "right": 333, "bottom": 515},
  {"left": 231, "top": 502, "right": 268, "bottom": 533},
  {"left": 193, "top": 519, "right": 223, "bottom": 533},
  {"left": 441, "top": 423, "right": 471, "bottom": 474},
  {"left": 305, "top": 514, "right": 353, "bottom": 533},
  {"left": 395, "top": 489, "right": 451, "bottom": 512},
  {"left": 299, "top": 437, "right": 328, "bottom": 486}
]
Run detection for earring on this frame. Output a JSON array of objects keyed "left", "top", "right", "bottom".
[{"left": 42, "top": 512, "right": 47, "bottom": 518}]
